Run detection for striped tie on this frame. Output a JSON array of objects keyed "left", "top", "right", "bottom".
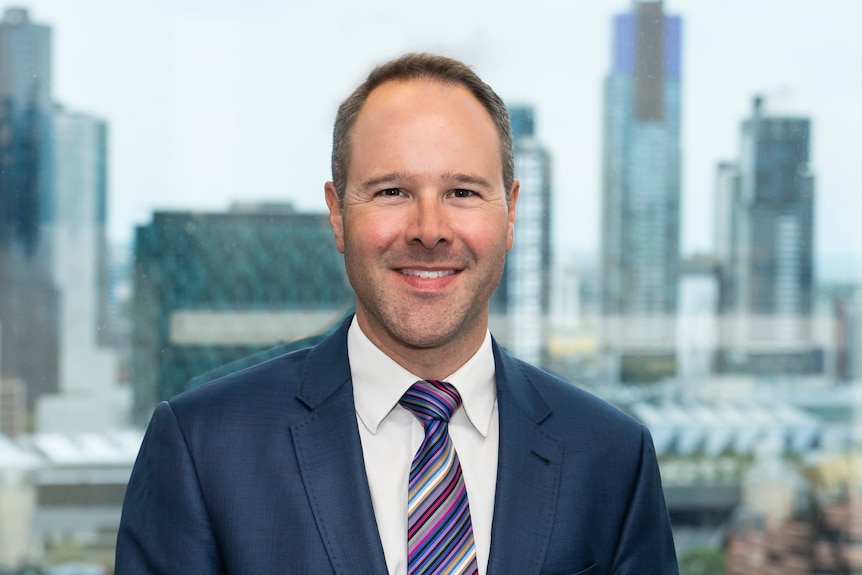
[{"left": 399, "top": 380, "right": 479, "bottom": 575}]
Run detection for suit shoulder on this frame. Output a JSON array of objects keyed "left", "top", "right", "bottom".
[
  {"left": 512, "top": 357, "right": 644, "bottom": 438},
  {"left": 167, "top": 345, "right": 315, "bottom": 417}
]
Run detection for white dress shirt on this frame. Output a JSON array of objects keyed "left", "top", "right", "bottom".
[{"left": 348, "top": 317, "right": 499, "bottom": 575}]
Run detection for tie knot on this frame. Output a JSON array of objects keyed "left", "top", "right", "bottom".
[{"left": 400, "top": 380, "right": 461, "bottom": 423}]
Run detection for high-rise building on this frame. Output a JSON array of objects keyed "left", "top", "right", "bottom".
[
  {"left": 495, "top": 105, "right": 552, "bottom": 365},
  {"left": 48, "top": 107, "right": 113, "bottom": 387},
  {"left": 599, "top": 1, "right": 682, "bottom": 374},
  {"left": 0, "top": 7, "right": 53, "bottom": 261},
  {"left": 0, "top": 7, "right": 58, "bottom": 407},
  {"left": 34, "top": 107, "right": 123, "bottom": 433},
  {"left": 131, "top": 204, "right": 354, "bottom": 422},
  {"left": 717, "top": 97, "right": 817, "bottom": 374}
]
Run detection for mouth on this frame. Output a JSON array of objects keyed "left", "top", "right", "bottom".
[{"left": 397, "top": 268, "right": 458, "bottom": 279}]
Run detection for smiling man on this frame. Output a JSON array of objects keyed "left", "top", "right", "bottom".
[
  {"left": 116, "top": 53, "right": 679, "bottom": 575},
  {"left": 326, "top": 76, "right": 516, "bottom": 380}
]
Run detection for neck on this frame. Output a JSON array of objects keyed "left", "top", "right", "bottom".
[{"left": 390, "top": 344, "right": 481, "bottom": 382}]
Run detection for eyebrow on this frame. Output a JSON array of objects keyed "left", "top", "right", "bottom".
[{"left": 360, "top": 172, "right": 494, "bottom": 190}]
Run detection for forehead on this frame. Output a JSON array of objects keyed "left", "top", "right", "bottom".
[
  {"left": 357, "top": 78, "right": 495, "bottom": 134},
  {"left": 348, "top": 78, "right": 501, "bottom": 170}
]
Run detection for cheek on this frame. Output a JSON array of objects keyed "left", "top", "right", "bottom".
[
  {"left": 343, "top": 216, "right": 398, "bottom": 254},
  {"left": 453, "top": 212, "right": 510, "bottom": 249}
]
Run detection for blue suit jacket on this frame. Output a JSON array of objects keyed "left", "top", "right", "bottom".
[{"left": 116, "top": 318, "right": 678, "bottom": 574}]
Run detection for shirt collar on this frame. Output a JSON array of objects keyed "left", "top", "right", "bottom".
[{"left": 348, "top": 316, "right": 496, "bottom": 437}]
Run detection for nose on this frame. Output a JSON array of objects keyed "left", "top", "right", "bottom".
[{"left": 408, "top": 193, "right": 451, "bottom": 249}]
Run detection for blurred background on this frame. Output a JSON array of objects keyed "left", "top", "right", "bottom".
[{"left": 0, "top": 1, "right": 859, "bottom": 573}]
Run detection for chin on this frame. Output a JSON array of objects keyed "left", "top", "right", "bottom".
[
  {"left": 392, "top": 314, "right": 461, "bottom": 343},
  {"left": 394, "top": 327, "right": 456, "bottom": 350}
]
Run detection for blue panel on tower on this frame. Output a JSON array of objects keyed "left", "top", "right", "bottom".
[
  {"left": 612, "top": 14, "right": 636, "bottom": 75},
  {"left": 664, "top": 15, "right": 682, "bottom": 79}
]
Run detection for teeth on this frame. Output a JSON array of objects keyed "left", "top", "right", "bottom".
[{"left": 400, "top": 269, "right": 455, "bottom": 279}]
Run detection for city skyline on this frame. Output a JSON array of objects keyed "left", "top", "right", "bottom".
[
  {"left": 0, "top": 5, "right": 858, "bottom": 569},
  {"left": 7, "top": 0, "right": 861, "bottom": 281}
]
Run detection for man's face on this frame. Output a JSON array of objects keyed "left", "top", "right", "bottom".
[{"left": 325, "top": 78, "right": 518, "bottom": 360}]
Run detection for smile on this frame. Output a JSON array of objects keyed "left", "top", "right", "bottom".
[{"left": 398, "top": 269, "right": 457, "bottom": 279}]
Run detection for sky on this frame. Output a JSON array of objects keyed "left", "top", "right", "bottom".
[{"left": 10, "top": 0, "right": 862, "bottom": 279}]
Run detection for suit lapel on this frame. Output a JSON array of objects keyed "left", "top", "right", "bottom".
[
  {"left": 290, "top": 321, "right": 389, "bottom": 575},
  {"left": 486, "top": 344, "right": 563, "bottom": 575}
]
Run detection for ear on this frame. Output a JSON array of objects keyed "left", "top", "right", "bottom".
[
  {"left": 324, "top": 181, "right": 345, "bottom": 254},
  {"left": 506, "top": 179, "right": 519, "bottom": 253}
]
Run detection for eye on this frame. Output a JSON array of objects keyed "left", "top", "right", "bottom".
[
  {"left": 377, "top": 188, "right": 405, "bottom": 197},
  {"left": 450, "top": 189, "right": 476, "bottom": 198}
]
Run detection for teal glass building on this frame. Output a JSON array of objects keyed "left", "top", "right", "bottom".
[{"left": 131, "top": 204, "right": 353, "bottom": 421}]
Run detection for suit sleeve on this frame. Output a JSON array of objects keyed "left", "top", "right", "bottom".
[
  {"left": 610, "top": 425, "right": 679, "bottom": 575},
  {"left": 115, "top": 401, "right": 225, "bottom": 575}
]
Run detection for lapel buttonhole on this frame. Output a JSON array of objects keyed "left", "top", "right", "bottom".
[{"left": 530, "top": 449, "right": 551, "bottom": 465}]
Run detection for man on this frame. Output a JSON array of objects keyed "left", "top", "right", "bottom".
[{"left": 116, "top": 53, "right": 678, "bottom": 574}]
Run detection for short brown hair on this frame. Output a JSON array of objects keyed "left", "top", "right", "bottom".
[{"left": 330, "top": 53, "right": 513, "bottom": 205}]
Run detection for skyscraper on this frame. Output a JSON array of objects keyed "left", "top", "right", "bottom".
[
  {"left": 0, "top": 7, "right": 58, "bottom": 406},
  {"left": 50, "top": 106, "right": 112, "bottom": 385},
  {"left": 496, "top": 105, "right": 552, "bottom": 365},
  {"left": 717, "top": 97, "right": 816, "bottom": 373},
  {"left": 599, "top": 1, "right": 682, "bottom": 380},
  {"left": 33, "top": 106, "right": 122, "bottom": 433},
  {"left": 0, "top": 7, "right": 52, "bottom": 261}
]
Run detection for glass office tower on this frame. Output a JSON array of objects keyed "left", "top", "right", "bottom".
[
  {"left": 717, "top": 97, "right": 817, "bottom": 374},
  {"left": 0, "top": 8, "right": 58, "bottom": 406},
  {"left": 505, "top": 105, "right": 552, "bottom": 365},
  {"left": 600, "top": 1, "right": 682, "bottom": 381}
]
